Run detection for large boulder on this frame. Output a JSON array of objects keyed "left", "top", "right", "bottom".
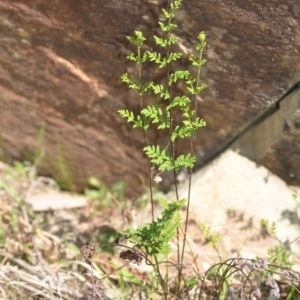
[{"left": 0, "top": 0, "right": 299, "bottom": 194}]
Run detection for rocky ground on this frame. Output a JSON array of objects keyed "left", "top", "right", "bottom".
[{"left": 0, "top": 155, "right": 300, "bottom": 299}]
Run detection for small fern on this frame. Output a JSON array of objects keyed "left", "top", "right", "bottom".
[
  {"left": 121, "top": 200, "right": 185, "bottom": 256},
  {"left": 118, "top": 0, "right": 207, "bottom": 297}
]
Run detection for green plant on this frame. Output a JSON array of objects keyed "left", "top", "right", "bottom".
[
  {"left": 292, "top": 193, "right": 300, "bottom": 207},
  {"left": 199, "top": 222, "right": 220, "bottom": 247},
  {"left": 117, "top": 0, "right": 207, "bottom": 298},
  {"left": 78, "top": 1, "right": 300, "bottom": 299},
  {"left": 84, "top": 177, "right": 127, "bottom": 215},
  {"left": 21, "top": 123, "right": 78, "bottom": 191},
  {"left": 121, "top": 199, "right": 184, "bottom": 257},
  {"left": 0, "top": 161, "right": 35, "bottom": 222}
]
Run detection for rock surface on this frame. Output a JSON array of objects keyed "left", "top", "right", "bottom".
[
  {"left": 0, "top": 0, "right": 300, "bottom": 194},
  {"left": 167, "top": 149, "right": 300, "bottom": 263},
  {"left": 231, "top": 83, "right": 300, "bottom": 185}
]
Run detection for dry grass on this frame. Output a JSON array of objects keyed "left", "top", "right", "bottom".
[
  {"left": 0, "top": 161, "right": 159, "bottom": 299},
  {"left": 1, "top": 161, "right": 300, "bottom": 299},
  {"left": 0, "top": 161, "right": 114, "bottom": 299}
]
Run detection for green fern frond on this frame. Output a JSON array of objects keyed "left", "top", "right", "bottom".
[
  {"left": 168, "top": 36, "right": 178, "bottom": 45},
  {"left": 174, "top": 154, "right": 196, "bottom": 172},
  {"left": 169, "top": 70, "right": 190, "bottom": 85},
  {"left": 153, "top": 36, "right": 168, "bottom": 48},
  {"left": 121, "top": 73, "right": 140, "bottom": 90},
  {"left": 167, "top": 96, "right": 191, "bottom": 110},
  {"left": 127, "top": 30, "right": 146, "bottom": 47},
  {"left": 157, "top": 20, "right": 177, "bottom": 32},
  {"left": 147, "top": 51, "right": 162, "bottom": 64},
  {"left": 161, "top": 9, "right": 174, "bottom": 20},
  {"left": 151, "top": 84, "right": 170, "bottom": 99},
  {"left": 121, "top": 200, "right": 185, "bottom": 256},
  {"left": 141, "top": 105, "right": 163, "bottom": 124},
  {"left": 118, "top": 110, "right": 143, "bottom": 128},
  {"left": 144, "top": 145, "right": 174, "bottom": 171},
  {"left": 171, "top": 0, "right": 183, "bottom": 10},
  {"left": 158, "top": 111, "right": 171, "bottom": 129},
  {"left": 140, "top": 82, "right": 153, "bottom": 95}
]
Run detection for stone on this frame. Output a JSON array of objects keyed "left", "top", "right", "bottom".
[
  {"left": 0, "top": 0, "right": 300, "bottom": 195},
  {"left": 231, "top": 83, "right": 300, "bottom": 186},
  {"left": 26, "top": 189, "right": 88, "bottom": 212},
  {"left": 167, "top": 149, "right": 300, "bottom": 264}
]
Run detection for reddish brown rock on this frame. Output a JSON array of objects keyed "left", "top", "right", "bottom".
[{"left": 0, "top": 0, "right": 299, "bottom": 194}]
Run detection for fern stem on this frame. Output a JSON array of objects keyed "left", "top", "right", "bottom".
[
  {"left": 195, "top": 40, "right": 205, "bottom": 117},
  {"left": 137, "top": 41, "right": 155, "bottom": 222},
  {"left": 154, "top": 255, "right": 168, "bottom": 300},
  {"left": 164, "top": 0, "right": 182, "bottom": 292},
  {"left": 180, "top": 34, "right": 205, "bottom": 284}
]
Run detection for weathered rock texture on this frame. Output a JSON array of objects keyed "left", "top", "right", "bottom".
[
  {"left": 0, "top": 0, "right": 300, "bottom": 194},
  {"left": 231, "top": 83, "right": 300, "bottom": 185}
]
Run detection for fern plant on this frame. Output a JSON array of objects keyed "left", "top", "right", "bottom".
[
  {"left": 121, "top": 199, "right": 185, "bottom": 256},
  {"left": 76, "top": 1, "right": 300, "bottom": 299},
  {"left": 118, "top": 0, "right": 207, "bottom": 297}
]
